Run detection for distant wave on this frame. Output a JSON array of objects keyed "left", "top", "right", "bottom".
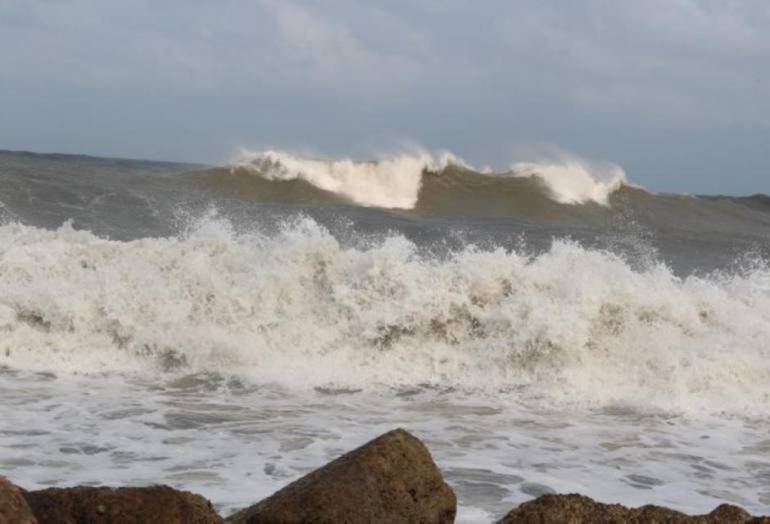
[
  {"left": 3, "top": 148, "right": 769, "bottom": 238},
  {"left": 192, "top": 151, "right": 770, "bottom": 230},
  {"left": 1, "top": 216, "right": 769, "bottom": 416},
  {"left": 510, "top": 159, "right": 626, "bottom": 205},
  {"left": 228, "top": 150, "right": 628, "bottom": 209}
]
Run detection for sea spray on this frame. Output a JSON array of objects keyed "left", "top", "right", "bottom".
[
  {"left": 232, "top": 150, "right": 461, "bottom": 208},
  {"left": 1, "top": 216, "right": 768, "bottom": 416},
  {"left": 510, "top": 159, "right": 627, "bottom": 205},
  {"left": 231, "top": 149, "right": 626, "bottom": 208}
]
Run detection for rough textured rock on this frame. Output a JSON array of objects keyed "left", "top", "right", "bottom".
[
  {"left": 0, "top": 476, "right": 36, "bottom": 524},
  {"left": 23, "top": 485, "right": 222, "bottom": 524},
  {"left": 498, "top": 493, "right": 770, "bottom": 523},
  {"left": 226, "top": 428, "right": 456, "bottom": 524}
]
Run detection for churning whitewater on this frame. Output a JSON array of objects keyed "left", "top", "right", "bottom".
[{"left": 1, "top": 215, "right": 769, "bottom": 416}]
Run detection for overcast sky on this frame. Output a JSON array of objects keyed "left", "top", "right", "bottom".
[{"left": 1, "top": 0, "right": 768, "bottom": 193}]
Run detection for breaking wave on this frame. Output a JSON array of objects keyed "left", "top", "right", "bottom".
[
  {"left": 1, "top": 216, "right": 769, "bottom": 416},
  {"left": 227, "top": 150, "right": 628, "bottom": 209},
  {"left": 510, "top": 159, "right": 626, "bottom": 205}
]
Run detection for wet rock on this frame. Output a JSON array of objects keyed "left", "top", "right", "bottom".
[
  {"left": 0, "top": 476, "right": 36, "bottom": 524},
  {"left": 498, "top": 493, "right": 770, "bottom": 523},
  {"left": 226, "top": 428, "right": 456, "bottom": 524},
  {"left": 23, "top": 485, "right": 222, "bottom": 524}
]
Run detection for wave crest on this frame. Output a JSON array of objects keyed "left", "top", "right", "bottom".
[
  {"left": 233, "top": 149, "right": 462, "bottom": 209},
  {"left": 230, "top": 149, "right": 628, "bottom": 209},
  {"left": 511, "top": 159, "right": 627, "bottom": 205}
]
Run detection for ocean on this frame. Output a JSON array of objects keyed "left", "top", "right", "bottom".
[{"left": 1, "top": 149, "right": 769, "bottom": 522}]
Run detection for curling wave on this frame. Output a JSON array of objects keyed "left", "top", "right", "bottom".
[
  {"left": 227, "top": 150, "right": 628, "bottom": 210},
  {"left": 511, "top": 159, "right": 626, "bottom": 205},
  {"left": 1, "top": 216, "right": 769, "bottom": 415}
]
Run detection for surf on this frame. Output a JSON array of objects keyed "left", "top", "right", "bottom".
[
  {"left": 227, "top": 149, "right": 628, "bottom": 209},
  {"left": 1, "top": 216, "right": 769, "bottom": 416}
]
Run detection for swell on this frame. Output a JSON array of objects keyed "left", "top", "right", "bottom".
[
  {"left": 4, "top": 149, "right": 769, "bottom": 233},
  {"left": 1, "top": 216, "right": 769, "bottom": 416},
  {"left": 416, "top": 166, "right": 613, "bottom": 220},
  {"left": 224, "top": 150, "right": 627, "bottom": 209},
  {"left": 192, "top": 164, "right": 770, "bottom": 233},
  {"left": 192, "top": 163, "right": 625, "bottom": 221},
  {"left": 192, "top": 166, "right": 355, "bottom": 207},
  {"left": 701, "top": 193, "right": 770, "bottom": 214}
]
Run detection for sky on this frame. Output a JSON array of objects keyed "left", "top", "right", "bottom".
[{"left": 0, "top": 0, "right": 768, "bottom": 194}]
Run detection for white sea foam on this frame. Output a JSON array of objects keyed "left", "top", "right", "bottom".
[
  {"left": 233, "top": 149, "right": 462, "bottom": 208},
  {"left": 510, "top": 158, "right": 627, "bottom": 205},
  {"left": 232, "top": 149, "right": 628, "bottom": 208},
  {"left": 1, "top": 217, "right": 768, "bottom": 416}
]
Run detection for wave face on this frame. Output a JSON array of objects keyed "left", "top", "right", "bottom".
[
  {"left": 510, "top": 159, "right": 626, "bottom": 205},
  {"left": 1, "top": 216, "right": 769, "bottom": 416},
  {"left": 229, "top": 150, "right": 626, "bottom": 210},
  {"left": 198, "top": 155, "right": 770, "bottom": 236},
  {"left": 233, "top": 150, "right": 460, "bottom": 208}
]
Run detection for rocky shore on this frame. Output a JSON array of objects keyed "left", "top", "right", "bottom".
[{"left": 2, "top": 428, "right": 768, "bottom": 523}]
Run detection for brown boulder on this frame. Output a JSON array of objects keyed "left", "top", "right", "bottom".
[
  {"left": 0, "top": 476, "right": 36, "bottom": 524},
  {"left": 226, "top": 428, "right": 456, "bottom": 524},
  {"left": 498, "top": 493, "right": 770, "bottom": 523},
  {"left": 23, "top": 485, "right": 222, "bottom": 524}
]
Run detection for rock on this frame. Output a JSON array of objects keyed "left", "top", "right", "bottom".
[
  {"left": 226, "top": 428, "right": 456, "bottom": 524},
  {"left": 0, "top": 476, "right": 36, "bottom": 524},
  {"left": 23, "top": 485, "right": 222, "bottom": 524},
  {"left": 498, "top": 493, "right": 770, "bottom": 523}
]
